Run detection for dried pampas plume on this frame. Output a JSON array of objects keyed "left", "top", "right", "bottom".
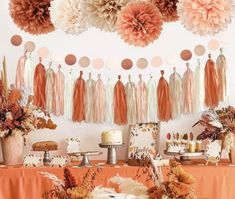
[
  {"left": 177, "top": 0, "right": 235, "bottom": 36},
  {"left": 50, "top": 0, "right": 88, "bottom": 35},
  {"left": 116, "top": 1, "right": 163, "bottom": 47},
  {"left": 9, "top": 0, "right": 55, "bottom": 35},
  {"left": 81, "top": 0, "right": 128, "bottom": 32},
  {"left": 149, "top": 0, "right": 179, "bottom": 22}
]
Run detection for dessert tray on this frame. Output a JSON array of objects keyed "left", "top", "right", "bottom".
[
  {"left": 99, "top": 143, "right": 124, "bottom": 165},
  {"left": 68, "top": 151, "right": 102, "bottom": 167},
  {"left": 164, "top": 150, "right": 204, "bottom": 164},
  {"left": 33, "top": 149, "right": 58, "bottom": 166}
]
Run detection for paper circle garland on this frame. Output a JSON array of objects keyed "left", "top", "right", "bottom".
[
  {"left": 79, "top": 56, "right": 90, "bottom": 68},
  {"left": 82, "top": 0, "right": 128, "bottom": 32},
  {"left": 177, "top": 0, "right": 235, "bottom": 36},
  {"left": 121, "top": 58, "right": 133, "bottom": 70},
  {"left": 24, "top": 41, "right": 36, "bottom": 52},
  {"left": 208, "top": 39, "right": 220, "bottom": 51},
  {"left": 65, "top": 54, "right": 77, "bottom": 65},
  {"left": 92, "top": 58, "right": 104, "bottom": 69},
  {"left": 180, "top": 49, "right": 192, "bottom": 61},
  {"left": 151, "top": 56, "right": 163, "bottom": 67},
  {"left": 137, "top": 58, "right": 148, "bottom": 69},
  {"left": 194, "top": 45, "right": 206, "bottom": 56},
  {"left": 10, "top": 35, "right": 22, "bottom": 46},
  {"left": 116, "top": 1, "right": 163, "bottom": 47},
  {"left": 50, "top": 0, "right": 88, "bottom": 35},
  {"left": 9, "top": 0, "right": 55, "bottom": 35},
  {"left": 37, "top": 47, "right": 49, "bottom": 58}
]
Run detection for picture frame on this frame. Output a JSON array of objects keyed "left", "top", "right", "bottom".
[
  {"left": 127, "top": 123, "right": 160, "bottom": 165},
  {"left": 205, "top": 140, "right": 222, "bottom": 166}
]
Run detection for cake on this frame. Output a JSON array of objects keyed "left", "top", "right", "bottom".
[
  {"left": 32, "top": 141, "right": 58, "bottom": 151},
  {"left": 101, "top": 130, "right": 122, "bottom": 145}
]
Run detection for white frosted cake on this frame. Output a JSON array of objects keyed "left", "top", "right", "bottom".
[{"left": 101, "top": 130, "right": 122, "bottom": 145}]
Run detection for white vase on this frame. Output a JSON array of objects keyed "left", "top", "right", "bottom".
[{"left": 1, "top": 130, "right": 24, "bottom": 165}]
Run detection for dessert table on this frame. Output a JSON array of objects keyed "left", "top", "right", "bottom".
[{"left": 0, "top": 161, "right": 234, "bottom": 199}]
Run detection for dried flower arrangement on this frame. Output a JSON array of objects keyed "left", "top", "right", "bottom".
[
  {"left": 42, "top": 168, "right": 102, "bottom": 199},
  {"left": 193, "top": 106, "right": 235, "bottom": 153},
  {"left": 0, "top": 76, "right": 56, "bottom": 138},
  {"left": 42, "top": 157, "right": 195, "bottom": 199}
]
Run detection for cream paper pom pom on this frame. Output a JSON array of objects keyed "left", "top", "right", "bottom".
[
  {"left": 50, "top": 0, "right": 88, "bottom": 35},
  {"left": 81, "top": 0, "right": 128, "bottom": 32},
  {"left": 177, "top": 0, "right": 235, "bottom": 36}
]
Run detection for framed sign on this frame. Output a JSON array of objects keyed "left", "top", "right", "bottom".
[
  {"left": 205, "top": 140, "right": 222, "bottom": 166},
  {"left": 66, "top": 138, "right": 81, "bottom": 154},
  {"left": 128, "top": 123, "right": 160, "bottom": 160}
]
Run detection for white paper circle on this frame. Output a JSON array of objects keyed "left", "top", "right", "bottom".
[
  {"left": 220, "top": 32, "right": 232, "bottom": 45},
  {"left": 165, "top": 54, "right": 178, "bottom": 65}
]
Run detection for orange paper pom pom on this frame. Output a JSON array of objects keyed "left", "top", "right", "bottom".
[
  {"left": 117, "top": 1, "right": 163, "bottom": 47},
  {"left": 9, "top": 0, "right": 55, "bottom": 35}
]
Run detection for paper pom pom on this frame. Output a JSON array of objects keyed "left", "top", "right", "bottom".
[
  {"left": 149, "top": 0, "right": 179, "bottom": 22},
  {"left": 50, "top": 0, "right": 87, "bottom": 35},
  {"left": 9, "top": 0, "right": 54, "bottom": 35},
  {"left": 177, "top": 0, "right": 235, "bottom": 36},
  {"left": 117, "top": 1, "right": 163, "bottom": 47},
  {"left": 82, "top": 0, "right": 128, "bottom": 32}
]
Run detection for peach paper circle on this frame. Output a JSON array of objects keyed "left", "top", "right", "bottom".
[
  {"left": 208, "top": 39, "right": 220, "bottom": 51},
  {"left": 194, "top": 45, "right": 206, "bottom": 56},
  {"left": 79, "top": 56, "right": 90, "bottom": 68},
  {"left": 151, "top": 56, "right": 162, "bottom": 67},
  {"left": 92, "top": 58, "right": 104, "bottom": 69},
  {"left": 24, "top": 41, "right": 36, "bottom": 52},
  {"left": 121, "top": 58, "right": 133, "bottom": 70},
  {"left": 10, "top": 35, "right": 22, "bottom": 46},
  {"left": 180, "top": 49, "right": 192, "bottom": 61},
  {"left": 37, "top": 47, "right": 49, "bottom": 58},
  {"left": 65, "top": 54, "right": 77, "bottom": 65},
  {"left": 137, "top": 58, "right": 148, "bottom": 69}
]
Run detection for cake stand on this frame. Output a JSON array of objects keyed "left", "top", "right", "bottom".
[
  {"left": 99, "top": 144, "right": 124, "bottom": 165},
  {"left": 33, "top": 149, "right": 57, "bottom": 166},
  {"left": 164, "top": 150, "right": 204, "bottom": 165},
  {"left": 68, "top": 151, "right": 102, "bottom": 167}
]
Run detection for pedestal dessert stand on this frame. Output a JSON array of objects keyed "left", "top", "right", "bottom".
[
  {"left": 164, "top": 150, "right": 204, "bottom": 165},
  {"left": 68, "top": 151, "right": 102, "bottom": 167},
  {"left": 33, "top": 149, "right": 57, "bottom": 166},
  {"left": 99, "top": 144, "right": 124, "bottom": 165}
]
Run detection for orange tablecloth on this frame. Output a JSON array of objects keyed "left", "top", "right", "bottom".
[{"left": 0, "top": 161, "right": 235, "bottom": 199}]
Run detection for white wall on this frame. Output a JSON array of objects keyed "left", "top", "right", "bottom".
[{"left": 0, "top": 0, "right": 234, "bottom": 161}]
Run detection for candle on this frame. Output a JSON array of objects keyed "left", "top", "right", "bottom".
[
  {"left": 196, "top": 140, "right": 202, "bottom": 152},
  {"left": 189, "top": 140, "right": 196, "bottom": 153},
  {"left": 166, "top": 140, "right": 172, "bottom": 150},
  {"left": 3, "top": 57, "right": 8, "bottom": 97}
]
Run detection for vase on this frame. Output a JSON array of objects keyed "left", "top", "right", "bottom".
[
  {"left": 1, "top": 130, "right": 24, "bottom": 165},
  {"left": 229, "top": 147, "right": 235, "bottom": 164}
]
